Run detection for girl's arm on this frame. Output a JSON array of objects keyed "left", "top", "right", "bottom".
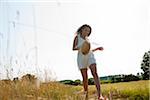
[
  {"left": 72, "top": 35, "right": 79, "bottom": 51},
  {"left": 92, "top": 47, "right": 104, "bottom": 52}
]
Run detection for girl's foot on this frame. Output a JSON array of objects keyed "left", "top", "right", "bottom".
[
  {"left": 83, "top": 91, "right": 88, "bottom": 100},
  {"left": 83, "top": 91, "right": 88, "bottom": 94},
  {"left": 98, "top": 95, "right": 104, "bottom": 100},
  {"left": 98, "top": 95, "right": 109, "bottom": 100}
]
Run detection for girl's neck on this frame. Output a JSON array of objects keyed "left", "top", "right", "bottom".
[{"left": 80, "top": 34, "right": 86, "bottom": 39}]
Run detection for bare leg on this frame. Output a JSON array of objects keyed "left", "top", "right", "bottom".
[
  {"left": 89, "top": 64, "right": 103, "bottom": 99},
  {"left": 80, "top": 68, "right": 88, "bottom": 93}
]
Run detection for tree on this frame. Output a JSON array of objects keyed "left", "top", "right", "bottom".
[
  {"left": 74, "top": 79, "right": 81, "bottom": 85},
  {"left": 21, "top": 74, "right": 37, "bottom": 83},
  {"left": 59, "top": 80, "right": 74, "bottom": 85},
  {"left": 141, "top": 50, "right": 150, "bottom": 80},
  {"left": 88, "top": 78, "right": 94, "bottom": 85},
  {"left": 123, "top": 74, "right": 140, "bottom": 82}
]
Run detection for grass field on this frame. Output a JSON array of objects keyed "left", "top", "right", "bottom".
[
  {"left": 0, "top": 80, "right": 149, "bottom": 100},
  {"left": 100, "top": 80, "right": 149, "bottom": 99},
  {"left": 74, "top": 80, "right": 150, "bottom": 100}
]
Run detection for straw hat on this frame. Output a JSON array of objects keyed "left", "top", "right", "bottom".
[{"left": 81, "top": 40, "right": 91, "bottom": 55}]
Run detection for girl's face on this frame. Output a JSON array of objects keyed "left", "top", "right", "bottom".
[{"left": 81, "top": 27, "right": 90, "bottom": 37}]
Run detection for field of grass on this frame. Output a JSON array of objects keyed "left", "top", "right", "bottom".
[
  {"left": 102, "top": 80, "right": 149, "bottom": 99},
  {"left": 0, "top": 80, "right": 83, "bottom": 100},
  {"left": 0, "top": 80, "right": 149, "bottom": 100},
  {"left": 74, "top": 80, "right": 150, "bottom": 100}
]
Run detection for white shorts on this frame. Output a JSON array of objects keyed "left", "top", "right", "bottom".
[{"left": 77, "top": 51, "right": 96, "bottom": 69}]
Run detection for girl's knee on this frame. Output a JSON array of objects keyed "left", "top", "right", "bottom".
[
  {"left": 90, "top": 64, "right": 97, "bottom": 75},
  {"left": 92, "top": 71, "right": 98, "bottom": 77},
  {"left": 89, "top": 63, "right": 96, "bottom": 69}
]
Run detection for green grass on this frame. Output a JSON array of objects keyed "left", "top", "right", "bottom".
[
  {"left": 0, "top": 80, "right": 149, "bottom": 99},
  {"left": 74, "top": 80, "right": 150, "bottom": 99},
  {"left": 103, "top": 80, "right": 149, "bottom": 99}
]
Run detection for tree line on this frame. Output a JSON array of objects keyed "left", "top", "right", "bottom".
[{"left": 60, "top": 50, "right": 150, "bottom": 85}]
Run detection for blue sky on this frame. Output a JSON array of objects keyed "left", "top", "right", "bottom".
[{"left": 0, "top": 0, "right": 150, "bottom": 81}]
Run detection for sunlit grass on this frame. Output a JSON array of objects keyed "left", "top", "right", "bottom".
[
  {"left": 74, "top": 80, "right": 150, "bottom": 99},
  {"left": 0, "top": 80, "right": 83, "bottom": 100},
  {"left": 0, "top": 80, "right": 149, "bottom": 99},
  {"left": 102, "top": 80, "right": 149, "bottom": 99}
]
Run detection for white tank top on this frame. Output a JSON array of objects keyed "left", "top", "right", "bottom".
[{"left": 77, "top": 34, "right": 85, "bottom": 49}]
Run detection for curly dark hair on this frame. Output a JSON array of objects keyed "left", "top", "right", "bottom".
[{"left": 77, "top": 24, "right": 92, "bottom": 36}]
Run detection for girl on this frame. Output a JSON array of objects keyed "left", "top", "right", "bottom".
[{"left": 72, "top": 24, "right": 104, "bottom": 100}]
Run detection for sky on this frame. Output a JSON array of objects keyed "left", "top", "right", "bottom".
[{"left": 0, "top": 0, "right": 150, "bottom": 81}]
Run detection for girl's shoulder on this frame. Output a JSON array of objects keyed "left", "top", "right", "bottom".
[{"left": 77, "top": 34, "right": 81, "bottom": 39}]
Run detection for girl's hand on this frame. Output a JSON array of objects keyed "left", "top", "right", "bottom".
[
  {"left": 92, "top": 47, "right": 104, "bottom": 52},
  {"left": 96, "top": 47, "right": 104, "bottom": 51}
]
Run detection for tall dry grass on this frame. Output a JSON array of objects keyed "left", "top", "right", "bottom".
[
  {"left": 0, "top": 80, "right": 83, "bottom": 100},
  {"left": 0, "top": 79, "right": 149, "bottom": 100}
]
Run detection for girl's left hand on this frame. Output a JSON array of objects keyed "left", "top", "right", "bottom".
[
  {"left": 96, "top": 47, "right": 104, "bottom": 51},
  {"left": 92, "top": 47, "right": 104, "bottom": 52}
]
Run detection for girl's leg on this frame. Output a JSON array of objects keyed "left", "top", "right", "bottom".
[
  {"left": 80, "top": 68, "right": 88, "bottom": 93},
  {"left": 89, "top": 64, "right": 102, "bottom": 99}
]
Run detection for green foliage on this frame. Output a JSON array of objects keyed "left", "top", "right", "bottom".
[
  {"left": 74, "top": 79, "right": 81, "bottom": 85},
  {"left": 100, "top": 74, "right": 140, "bottom": 83},
  {"left": 123, "top": 74, "right": 140, "bottom": 82},
  {"left": 141, "top": 50, "right": 150, "bottom": 80},
  {"left": 59, "top": 73, "right": 143, "bottom": 86},
  {"left": 101, "top": 80, "right": 112, "bottom": 84},
  {"left": 88, "top": 78, "right": 94, "bottom": 85},
  {"left": 59, "top": 80, "right": 74, "bottom": 85},
  {"left": 59, "top": 79, "right": 81, "bottom": 86}
]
